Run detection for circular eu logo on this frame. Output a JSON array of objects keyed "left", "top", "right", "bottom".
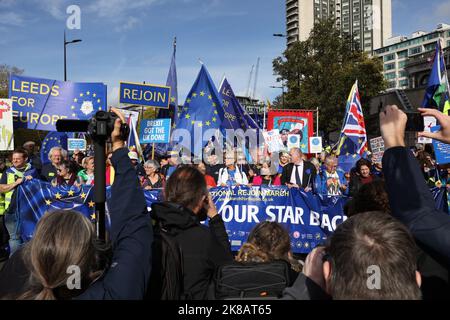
[
  {"left": 312, "top": 138, "right": 320, "bottom": 145},
  {"left": 289, "top": 136, "right": 298, "bottom": 144}
]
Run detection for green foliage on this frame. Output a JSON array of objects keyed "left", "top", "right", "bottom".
[{"left": 272, "top": 19, "right": 386, "bottom": 134}]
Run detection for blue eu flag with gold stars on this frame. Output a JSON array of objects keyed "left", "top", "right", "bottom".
[
  {"left": 13, "top": 180, "right": 97, "bottom": 243},
  {"left": 174, "top": 64, "right": 224, "bottom": 157},
  {"left": 40, "top": 131, "right": 68, "bottom": 165}
]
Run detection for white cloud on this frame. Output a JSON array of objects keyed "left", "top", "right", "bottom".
[
  {"left": 85, "top": 0, "right": 158, "bottom": 32},
  {"left": 88, "top": 0, "right": 158, "bottom": 18},
  {"left": 0, "top": 12, "right": 24, "bottom": 26},
  {"left": 114, "top": 16, "right": 140, "bottom": 32},
  {"left": 34, "top": 0, "right": 67, "bottom": 19}
]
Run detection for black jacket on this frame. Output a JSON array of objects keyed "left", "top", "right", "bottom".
[
  {"left": 348, "top": 174, "right": 380, "bottom": 197},
  {"left": 280, "top": 162, "right": 316, "bottom": 189},
  {"left": 0, "top": 147, "right": 153, "bottom": 300},
  {"left": 383, "top": 147, "right": 450, "bottom": 264},
  {"left": 40, "top": 162, "right": 57, "bottom": 182},
  {"left": 150, "top": 202, "right": 232, "bottom": 299},
  {"left": 281, "top": 273, "right": 331, "bottom": 300},
  {"left": 383, "top": 147, "right": 450, "bottom": 298},
  {"left": 77, "top": 147, "right": 153, "bottom": 299}
]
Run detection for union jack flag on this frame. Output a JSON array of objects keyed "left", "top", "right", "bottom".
[{"left": 336, "top": 81, "right": 368, "bottom": 172}]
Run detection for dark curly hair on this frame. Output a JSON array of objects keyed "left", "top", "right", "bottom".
[
  {"left": 349, "top": 180, "right": 391, "bottom": 216},
  {"left": 355, "top": 158, "right": 372, "bottom": 175}
]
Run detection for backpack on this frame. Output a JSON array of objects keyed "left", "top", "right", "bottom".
[
  {"left": 212, "top": 260, "right": 292, "bottom": 300},
  {"left": 148, "top": 225, "right": 185, "bottom": 300}
]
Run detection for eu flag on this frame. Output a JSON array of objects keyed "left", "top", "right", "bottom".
[
  {"left": 174, "top": 64, "right": 224, "bottom": 157},
  {"left": 218, "top": 78, "right": 260, "bottom": 130},
  {"left": 422, "top": 39, "right": 450, "bottom": 115},
  {"left": 40, "top": 131, "right": 68, "bottom": 165},
  {"left": 14, "top": 180, "right": 96, "bottom": 242},
  {"left": 155, "top": 38, "right": 178, "bottom": 156},
  {"left": 158, "top": 38, "right": 179, "bottom": 125},
  {"left": 335, "top": 81, "right": 368, "bottom": 172}
]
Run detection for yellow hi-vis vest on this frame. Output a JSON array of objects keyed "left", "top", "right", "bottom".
[
  {"left": 4, "top": 164, "right": 32, "bottom": 211},
  {"left": 0, "top": 173, "right": 4, "bottom": 216}
]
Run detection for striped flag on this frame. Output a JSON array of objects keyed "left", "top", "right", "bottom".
[{"left": 335, "top": 80, "right": 368, "bottom": 172}]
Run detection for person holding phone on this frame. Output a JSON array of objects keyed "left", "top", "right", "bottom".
[{"left": 150, "top": 165, "right": 233, "bottom": 299}]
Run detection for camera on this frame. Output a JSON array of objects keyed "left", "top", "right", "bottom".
[
  {"left": 55, "top": 111, "right": 130, "bottom": 241},
  {"left": 55, "top": 111, "right": 130, "bottom": 141}
]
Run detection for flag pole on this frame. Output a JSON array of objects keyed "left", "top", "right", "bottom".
[
  {"left": 152, "top": 143, "right": 155, "bottom": 160},
  {"left": 315, "top": 107, "right": 319, "bottom": 158}
]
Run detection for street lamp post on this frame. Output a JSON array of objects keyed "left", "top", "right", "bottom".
[{"left": 64, "top": 30, "right": 82, "bottom": 81}]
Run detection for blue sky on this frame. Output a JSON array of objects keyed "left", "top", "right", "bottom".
[{"left": 1, "top": 0, "right": 449, "bottom": 106}]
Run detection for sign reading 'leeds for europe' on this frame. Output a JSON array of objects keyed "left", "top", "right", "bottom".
[{"left": 8, "top": 75, "right": 107, "bottom": 131}]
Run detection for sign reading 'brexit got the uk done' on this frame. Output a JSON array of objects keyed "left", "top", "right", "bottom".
[
  {"left": 8, "top": 75, "right": 107, "bottom": 131},
  {"left": 140, "top": 118, "right": 172, "bottom": 144},
  {"left": 119, "top": 82, "right": 171, "bottom": 109}
]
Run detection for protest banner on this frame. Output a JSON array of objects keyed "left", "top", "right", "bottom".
[
  {"left": 268, "top": 109, "right": 314, "bottom": 153},
  {"left": 262, "top": 130, "right": 283, "bottom": 153},
  {"left": 210, "top": 186, "right": 347, "bottom": 254},
  {"left": 431, "top": 125, "right": 450, "bottom": 165},
  {"left": 370, "top": 136, "right": 385, "bottom": 164},
  {"left": 0, "top": 99, "right": 14, "bottom": 150},
  {"left": 418, "top": 116, "right": 437, "bottom": 144},
  {"left": 118, "top": 108, "right": 140, "bottom": 130},
  {"left": 67, "top": 138, "right": 87, "bottom": 151},
  {"left": 9, "top": 75, "right": 107, "bottom": 131},
  {"left": 309, "top": 136, "right": 323, "bottom": 154},
  {"left": 140, "top": 118, "right": 172, "bottom": 144},
  {"left": 14, "top": 182, "right": 449, "bottom": 253},
  {"left": 119, "top": 82, "right": 171, "bottom": 109},
  {"left": 288, "top": 134, "right": 301, "bottom": 149}
]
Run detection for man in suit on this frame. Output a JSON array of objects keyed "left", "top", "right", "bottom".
[{"left": 281, "top": 148, "right": 316, "bottom": 190}]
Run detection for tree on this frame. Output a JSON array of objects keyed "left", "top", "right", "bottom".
[
  {"left": 273, "top": 19, "right": 386, "bottom": 136},
  {"left": 0, "top": 64, "right": 24, "bottom": 98}
]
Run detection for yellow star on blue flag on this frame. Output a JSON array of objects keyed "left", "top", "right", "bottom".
[{"left": 173, "top": 64, "right": 225, "bottom": 157}]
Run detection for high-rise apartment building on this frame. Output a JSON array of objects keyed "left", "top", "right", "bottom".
[
  {"left": 374, "top": 24, "right": 450, "bottom": 91},
  {"left": 286, "top": 0, "right": 392, "bottom": 52}
]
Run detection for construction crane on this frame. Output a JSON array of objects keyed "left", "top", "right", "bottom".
[
  {"left": 252, "top": 57, "right": 260, "bottom": 101},
  {"left": 246, "top": 65, "right": 254, "bottom": 98}
]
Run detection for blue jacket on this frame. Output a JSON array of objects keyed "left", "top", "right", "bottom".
[
  {"left": 314, "top": 170, "right": 348, "bottom": 196},
  {"left": 77, "top": 147, "right": 153, "bottom": 299},
  {"left": 383, "top": 147, "right": 450, "bottom": 264}
]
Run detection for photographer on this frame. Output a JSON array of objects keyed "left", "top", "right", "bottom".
[
  {"left": 0, "top": 108, "right": 153, "bottom": 300},
  {"left": 380, "top": 105, "right": 450, "bottom": 264},
  {"left": 149, "top": 165, "right": 232, "bottom": 300}
]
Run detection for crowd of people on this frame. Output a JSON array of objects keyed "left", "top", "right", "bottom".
[{"left": 0, "top": 105, "right": 450, "bottom": 300}]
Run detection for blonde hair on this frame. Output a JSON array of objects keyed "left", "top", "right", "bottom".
[{"left": 19, "top": 210, "right": 103, "bottom": 300}]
